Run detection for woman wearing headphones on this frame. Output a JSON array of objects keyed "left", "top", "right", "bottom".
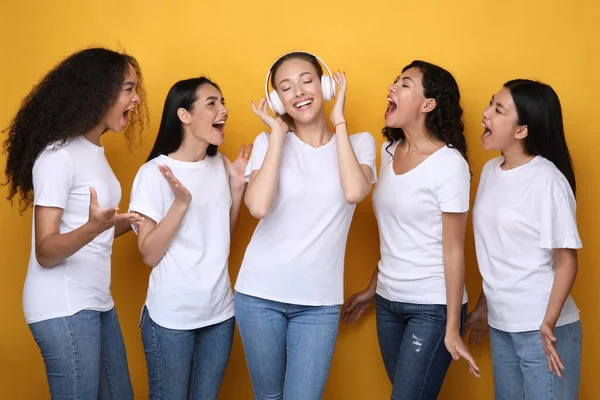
[
  {"left": 234, "top": 52, "right": 377, "bottom": 400},
  {"left": 341, "top": 61, "right": 479, "bottom": 400}
]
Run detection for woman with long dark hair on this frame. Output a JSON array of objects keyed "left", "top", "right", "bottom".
[
  {"left": 342, "top": 60, "right": 479, "bottom": 400},
  {"left": 465, "top": 79, "right": 582, "bottom": 400},
  {"left": 3, "top": 47, "right": 148, "bottom": 399},
  {"left": 129, "top": 77, "right": 250, "bottom": 399}
]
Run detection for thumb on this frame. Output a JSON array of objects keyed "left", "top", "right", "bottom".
[
  {"left": 223, "top": 154, "right": 233, "bottom": 166},
  {"left": 89, "top": 187, "right": 98, "bottom": 205},
  {"left": 449, "top": 344, "right": 460, "bottom": 360}
]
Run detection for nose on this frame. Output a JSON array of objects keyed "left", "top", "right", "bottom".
[
  {"left": 219, "top": 103, "right": 228, "bottom": 116},
  {"left": 294, "top": 85, "right": 305, "bottom": 97},
  {"left": 482, "top": 104, "right": 491, "bottom": 118},
  {"left": 388, "top": 84, "right": 396, "bottom": 93},
  {"left": 132, "top": 89, "right": 141, "bottom": 104}
]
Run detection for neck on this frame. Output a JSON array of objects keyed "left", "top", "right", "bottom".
[
  {"left": 82, "top": 124, "right": 106, "bottom": 147},
  {"left": 400, "top": 122, "right": 442, "bottom": 153},
  {"left": 501, "top": 145, "right": 535, "bottom": 170},
  {"left": 169, "top": 133, "right": 210, "bottom": 162},
  {"left": 294, "top": 113, "right": 332, "bottom": 148}
]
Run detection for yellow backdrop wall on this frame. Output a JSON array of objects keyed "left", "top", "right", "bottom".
[{"left": 1, "top": 0, "right": 598, "bottom": 398}]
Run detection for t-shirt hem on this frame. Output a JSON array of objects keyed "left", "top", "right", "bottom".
[
  {"left": 25, "top": 303, "right": 115, "bottom": 324},
  {"left": 488, "top": 313, "right": 580, "bottom": 333},
  {"left": 128, "top": 201, "right": 163, "bottom": 226},
  {"left": 540, "top": 239, "right": 583, "bottom": 249},
  {"left": 375, "top": 288, "right": 468, "bottom": 305},
  {"left": 234, "top": 287, "right": 343, "bottom": 306},
  {"left": 146, "top": 307, "right": 235, "bottom": 331}
]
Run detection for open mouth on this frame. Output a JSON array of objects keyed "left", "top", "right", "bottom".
[
  {"left": 122, "top": 109, "right": 133, "bottom": 124},
  {"left": 385, "top": 97, "right": 397, "bottom": 117},
  {"left": 482, "top": 121, "right": 491, "bottom": 139},
  {"left": 294, "top": 99, "right": 313, "bottom": 110},
  {"left": 212, "top": 120, "right": 226, "bottom": 134}
]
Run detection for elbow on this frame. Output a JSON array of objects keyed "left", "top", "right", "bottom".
[
  {"left": 142, "top": 255, "right": 159, "bottom": 268},
  {"left": 36, "top": 255, "right": 55, "bottom": 269},
  {"left": 344, "top": 189, "right": 367, "bottom": 205},
  {"left": 244, "top": 196, "right": 270, "bottom": 219}
]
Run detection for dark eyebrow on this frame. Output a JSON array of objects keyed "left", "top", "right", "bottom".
[
  {"left": 401, "top": 77, "right": 413, "bottom": 83},
  {"left": 492, "top": 95, "right": 508, "bottom": 111},
  {"left": 122, "top": 81, "right": 136, "bottom": 87},
  {"left": 205, "top": 96, "right": 224, "bottom": 102}
]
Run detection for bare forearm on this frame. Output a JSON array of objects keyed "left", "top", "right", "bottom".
[
  {"left": 444, "top": 252, "right": 465, "bottom": 332},
  {"left": 543, "top": 252, "right": 578, "bottom": 327},
  {"left": 244, "top": 135, "right": 284, "bottom": 218},
  {"left": 139, "top": 202, "right": 188, "bottom": 267},
  {"left": 114, "top": 220, "right": 132, "bottom": 238},
  {"left": 335, "top": 126, "right": 370, "bottom": 204},
  {"left": 36, "top": 223, "right": 99, "bottom": 268},
  {"left": 229, "top": 184, "right": 245, "bottom": 235}
]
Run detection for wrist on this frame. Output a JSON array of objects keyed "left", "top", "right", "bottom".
[
  {"left": 333, "top": 120, "right": 347, "bottom": 132},
  {"left": 83, "top": 220, "right": 102, "bottom": 237},
  {"left": 229, "top": 179, "right": 247, "bottom": 192}
]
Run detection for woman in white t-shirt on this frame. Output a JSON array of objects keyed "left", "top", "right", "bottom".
[
  {"left": 234, "top": 51, "right": 376, "bottom": 399},
  {"left": 464, "top": 79, "right": 582, "bottom": 400},
  {"left": 129, "top": 77, "right": 250, "bottom": 399},
  {"left": 341, "top": 60, "right": 479, "bottom": 399},
  {"left": 4, "top": 48, "right": 148, "bottom": 399}
]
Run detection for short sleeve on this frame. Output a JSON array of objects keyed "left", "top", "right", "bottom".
[
  {"left": 435, "top": 152, "right": 470, "bottom": 213},
  {"left": 129, "top": 164, "right": 165, "bottom": 229},
  {"left": 351, "top": 132, "right": 377, "bottom": 183},
  {"left": 540, "top": 193, "right": 582, "bottom": 249},
  {"left": 244, "top": 132, "right": 269, "bottom": 182},
  {"left": 32, "top": 149, "right": 74, "bottom": 209}
]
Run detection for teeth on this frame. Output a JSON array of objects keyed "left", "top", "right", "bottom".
[
  {"left": 387, "top": 97, "right": 394, "bottom": 103},
  {"left": 295, "top": 100, "right": 312, "bottom": 108},
  {"left": 213, "top": 121, "right": 225, "bottom": 125}
]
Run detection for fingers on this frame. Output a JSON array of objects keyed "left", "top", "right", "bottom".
[
  {"left": 89, "top": 187, "right": 98, "bottom": 205},
  {"left": 116, "top": 212, "right": 145, "bottom": 226},
  {"left": 237, "top": 145, "right": 245, "bottom": 160},
  {"left": 222, "top": 154, "right": 233, "bottom": 167},
  {"left": 243, "top": 143, "right": 253, "bottom": 159},
  {"left": 352, "top": 309, "right": 365, "bottom": 323},
  {"left": 341, "top": 298, "right": 356, "bottom": 324},
  {"left": 457, "top": 344, "right": 481, "bottom": 377},
  {"left": 102, "top": 206, "right": 119, "bottom": 219},
  {"left": 159, "top": 165, "right": 181, "bottom": 186}
]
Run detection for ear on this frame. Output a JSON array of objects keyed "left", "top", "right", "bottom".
[
  {"left": 421, "top": 98, "right": 437, "bottom": 113},
  {"left": 514, "top": 125, "right": 529, "bottom": 140},
  {"left": 177, "top": 108, "right": 191, "bottom": 125}
]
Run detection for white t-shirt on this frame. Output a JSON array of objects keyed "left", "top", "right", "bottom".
[
  {"left": 235, "top": 131, "right": 377, "bottom": 306},
  {"left": 473, "top": 156, "right": 581, "bottom": 332},
  {"left": 23, "top": 136, "right": 120, "bottom": 324},
  {"left": 129, "top": 154, "right": 234, "bottom": 330},
  {"left": 374, "top": 141, "right": 470, "bottom": 305}
]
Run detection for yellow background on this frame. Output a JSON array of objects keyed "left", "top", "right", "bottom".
[{"left": 1, "top": 0, "right": 598, "bottom": 398}]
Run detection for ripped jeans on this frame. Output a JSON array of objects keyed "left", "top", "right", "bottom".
[{"left": 375, "top": 295, "right": 467, "bottom": 400}]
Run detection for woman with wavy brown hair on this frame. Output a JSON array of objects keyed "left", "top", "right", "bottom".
[
  {"left": 3, "top": 47, "right": 148, "bottom": 399},
  {"left": 342, "top": 61, "right": 479, "bottom": 399}
]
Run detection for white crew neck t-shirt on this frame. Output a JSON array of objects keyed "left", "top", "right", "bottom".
[
  {"left": 235, "top": 131, "right": 377, "bottom": 306},
  {"left": 23, "top": 136, "right": 120, "bottom": 324},
  {"left": 129, "top": 154, "right": 234, "bottom": 330},
  {"left": 473, "top": 156, "right": 581, "bottom": 332},
  {"left": 374, "top": 141, "right": 470, "bottom": 305}
]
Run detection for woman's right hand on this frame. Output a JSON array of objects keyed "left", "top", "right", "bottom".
[
  {"left": 159, "top": 165, "right": 192, "bottom": 206},
  {"left": 463, "top": 305, "right": 489, "bottom": 345},
  {"left": 341, "top": 286, "right": 376, "bottom": 323},
  {"left": 87, "top": 187, "right": 143, "bottom": 234},
  {"left": 251, "top": 98, "right": 289, "bottom": 137}
]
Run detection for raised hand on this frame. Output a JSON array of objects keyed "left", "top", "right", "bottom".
[
  {"left": 251, "top": 98, "right": 289, "bottom": 136},
  {"left": 224, "top": 144, "right": 253, "bottom": 190},
  {"left": 330, "top": 71, "right": 347, "bottom": 126},
  {"left": 87, "top": 187, "right": 143, "bottom": 234},
  {"left": 159, "top": 165, "right": 192, "bottom": 206}
]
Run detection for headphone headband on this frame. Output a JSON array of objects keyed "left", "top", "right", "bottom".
[{"left": 264, "top": 51, "right": 336, "bottom": 115}]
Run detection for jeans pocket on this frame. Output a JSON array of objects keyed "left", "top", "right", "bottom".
[{"left": 567, "top": 321, "right": 582, "bottom": 345}]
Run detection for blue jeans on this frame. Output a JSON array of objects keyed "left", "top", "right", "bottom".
[
  {"left": 234, "top": 292, "right": 340, "bottom": 400},
  {"left": 490, "top": 321, "right": 582, "bottom": 400},
  {"left": 28, "top": 307, "right": 133, "bottom": 400},
  {"left": 376, "top": 294, "right": 467, "bottom": 400},
  {"left": 140, "top": 307, "right": 234, "bottom": 400}
]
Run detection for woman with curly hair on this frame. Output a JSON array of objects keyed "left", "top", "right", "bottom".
[
  {"left": 3, "top": 47, "right": 148, "bottom": 399},
  {"left": 341, "top": 60, "right": 479, "bottom": 399}
]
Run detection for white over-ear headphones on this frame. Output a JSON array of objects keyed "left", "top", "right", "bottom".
[{"left": 264, "top": 51, "right": 337, "bottom": 115}]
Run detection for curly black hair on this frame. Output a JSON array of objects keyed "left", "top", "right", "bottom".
[
  {"left": 383, "top": 60, "right": 467, "bottom": 160},
  {"left": 3, "top": 47, "right": 149, "bottom": 212}
]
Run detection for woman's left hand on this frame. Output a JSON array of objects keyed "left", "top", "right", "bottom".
[
  {"left": 224, "top": 144, "right": 252, "bottom": 190},
  {"left": 330, "top": 71, "right": 347, "bottom": 127},
  {"left": 445, "top": 329, "right": 481, "bottom": 377}
]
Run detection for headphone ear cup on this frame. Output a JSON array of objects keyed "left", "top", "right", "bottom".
[
  {"left": 269, "top": 90, "right": 287, "bottom": 115},
  {"left": 321, "top": 76, "right": 336, "bottom": 101}
]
